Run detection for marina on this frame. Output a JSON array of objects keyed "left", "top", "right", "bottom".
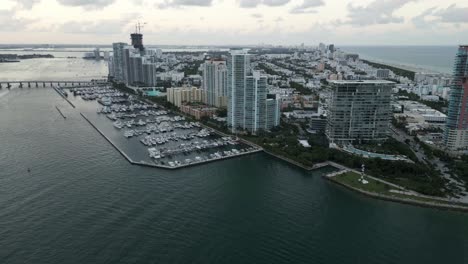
[{"left": 70, "top": 85, "right": 261, "bottom": 169}]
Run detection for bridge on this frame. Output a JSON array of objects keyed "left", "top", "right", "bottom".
[{"left": 0, "top": 80, "right": 108, "bottom": 89}]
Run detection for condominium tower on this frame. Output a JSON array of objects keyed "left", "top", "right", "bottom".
[
  {"left": 326, "top": 80, "right": 394, "bottom": 144},
  {"left": 202, "top": 59, "right": 228, "bottom": 108},
  {"left": 227, "top": 50, "right": 280, "bottom": 134},
  {"left": 109, "top": 31, "right": 159, "bottom": 87},
  {"left": 445, "top": 45, "right": 468, "bottom": 152}
]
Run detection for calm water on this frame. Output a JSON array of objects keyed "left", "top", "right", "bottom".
[
  {"left": 0, "top": 51, "right": 108, "bottom": 82},
  {"left": 1, "top": 52, "right": 468, "bottom": 263},
  {"left": 341, "top": 46, "right": 458, "bottom": 74}
]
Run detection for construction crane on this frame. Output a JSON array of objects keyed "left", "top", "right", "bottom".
[{"left": 135, "top": 21, "right": 147, "bottom": 34}]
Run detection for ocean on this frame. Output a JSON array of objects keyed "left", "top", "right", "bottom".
[{"left": 340, "top": 45, "right": 458, "bottom": 74}]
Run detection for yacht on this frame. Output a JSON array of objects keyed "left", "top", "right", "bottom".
[{"left": 113, "top": 120, "right": 123, "bottom": 129}]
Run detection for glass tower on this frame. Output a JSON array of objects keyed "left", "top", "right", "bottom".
[
  {"left": 227, "top": 50, "right": 280, "bottom": 133},
  {"left": 445, "top": 45, "right": 468, "bottom": 151}
]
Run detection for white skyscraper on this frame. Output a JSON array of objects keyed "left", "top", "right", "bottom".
[
  {"left": 111, "top": 43, "right": 127, "bottom": 82},
  {"left": 227, "top": 50, "right": 280, "bottom": 134},
  {"left": 202, "top": 59, "right": 228, "bottom": 108}
]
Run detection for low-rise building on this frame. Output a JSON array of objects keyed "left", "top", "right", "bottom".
[{"left": 179, "top": 104, "right": 218, "bottom": 120}]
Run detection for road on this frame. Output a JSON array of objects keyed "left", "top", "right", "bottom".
[{"left": 390, "top": 125, "right": 467, "bottom": 200}]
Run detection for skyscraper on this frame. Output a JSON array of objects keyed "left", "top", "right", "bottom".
[
  {"left": 111, "top": 43, "right": 127, "bottom": 82},
  {"left": 445, "top": 45, "right": 468, "bottom": 151},
  {"left": 202, "top": 59, "right": 228, "bottom": 108},
  {"left": 131, "top": 33, "right": 144, "bottom": 53},
  {"left": 326, "top": 80, "right": 394, "bottom": 144},
  {"left": 227, "top": 50, "right": 280, "bottom": 133}
]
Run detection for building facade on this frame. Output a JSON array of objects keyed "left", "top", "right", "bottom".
[
  {"left": 109, "top": 32, "right": 161, "bottom": 87},
  {"left": 227, "top": 50, "right": 280, "bottom": 134},
  {"left": 326, "top": 80, "right": 394, "bottom": 144},
  {"left": 166, "top": 87, "right": 207, "bottom": 107},
  {"left": 445, "top": 45, "right": 468, "bottom": 151},
  {"left": 202, "top": 59, "right": 228, "bottom": 108},
  {"left": 111, "top": 43, "right": 127, "bottom": 82}
]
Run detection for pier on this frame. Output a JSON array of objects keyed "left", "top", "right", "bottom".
[
  {"left": 55, "top": 106, "right": 66, "bottom": 119},
  {"left": 53, "top": 86, "right": 76, "bottom": 108},
  {"left": 0, "top": 80, "right": 108, "bottom": 89}
]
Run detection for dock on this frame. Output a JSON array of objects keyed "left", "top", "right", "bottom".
[
  {"left": 55, "top": 106, "right": 66, "bottom": 119},
  {"left": 53, "top": 86, "right": 76, "bottom": 108}
]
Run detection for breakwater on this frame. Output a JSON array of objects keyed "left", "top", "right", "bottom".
[
  {"left": 55, "top": 106, "right": 66, "bottom": 119},
  {"left": 53, "top": 86, "right": 75, "bottom": 108}
]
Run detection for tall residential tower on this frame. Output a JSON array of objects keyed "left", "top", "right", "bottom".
[
  {"left": 445, "top": 45, "right": 468, "bottom": 152},
  {"left": 227, "top": 50, "right": 280, "bottom": 134},
  {"left": 326, "top": 80, "right": 394, "bottom": 144},
  {"left": 202, "top": 59, "right": 228, "bottom": 108}
]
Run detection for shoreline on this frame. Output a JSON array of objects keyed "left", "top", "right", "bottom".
[
  {"left": 325, "top": 172, "right": 468, "bottom": 213},
  {"left": 238, "top": 139, "right": 468, "bottom": 213},
  {"left": 323, "top": 170, "right": 468, "bottom": 213}
]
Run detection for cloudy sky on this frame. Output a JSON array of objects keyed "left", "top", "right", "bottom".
[{"left": 1, "top": 0, "right": 468, "bottom": 45}]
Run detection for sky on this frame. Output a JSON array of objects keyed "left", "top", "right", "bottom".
[{"left": 1, "top": 0, "right": 468, "bottom": 45}]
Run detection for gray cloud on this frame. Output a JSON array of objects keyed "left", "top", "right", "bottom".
[
  {"left": 0, "top": 10, "right": 35, "bottom": 31},
  {"left": 343, "top": 0, "right": 416, "bottom": 26},
  {"left": 411, "top": 7, "right": 436, "bottom": 28},
  {"left": 57, "top": 0, "right": 115, "bottom": 9},
  {"left": 158, "top": 0, "right": 212, "bottom": 8},
  {"left": 411, "top": 4, "right": 468, "bottom": 28},
  {"left": 238, "top": 0, "right": 290, "bottom": 8},
  {"left": 289, "top": 0, "right": 324, "bottom": 14},
  {"left": 433, "top": 4, "right": 468, "bottom": 23}
]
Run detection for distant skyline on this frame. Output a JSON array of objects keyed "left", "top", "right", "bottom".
[{"left": 1, "top": 0, "right": 468, "bottom": 45}]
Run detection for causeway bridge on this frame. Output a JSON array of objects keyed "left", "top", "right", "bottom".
[{"left": 0, "top": 80, "right": 108, "bottom": 89}]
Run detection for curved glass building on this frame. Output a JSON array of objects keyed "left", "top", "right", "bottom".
[{"left": 445, "top": 45, "right": 468, "bottom": 152}]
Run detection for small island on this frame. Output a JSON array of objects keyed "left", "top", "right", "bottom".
[{"left": 0, "top": 53, "right": 54, "bottom": 63}]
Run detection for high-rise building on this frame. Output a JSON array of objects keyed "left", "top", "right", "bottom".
[
  {"left": 143, "top": 61, "right": 156, "bottom": 86},
  {"left": 111, "top": 42, "right": 127, "bottom": 82},
  {"left": 227, "top": 50, "right": 280, "bottom": 133},
  {"left": 131, "top": 33, "right": 144, "bottom": 53},
  {"left": 445, "top": 45, "right": 468, "bottom": 151},
  {"left": 326, "top": 80, "right": 394, "bottom": 144},
  {"left": 202, "top": 59, "right": 228, "bottom": 108},
  {"left": 93, "top": 47, "right": 100, "bottom": 60}
]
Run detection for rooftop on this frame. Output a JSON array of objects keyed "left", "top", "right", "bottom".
[{"left": 329, "top": 80, "right": 395, "bottom": 84}]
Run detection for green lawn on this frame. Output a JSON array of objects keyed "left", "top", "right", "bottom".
[
  {"left": 333, "top": 172, "right": 390, "bottom": 194},
  {"left": 332, "top": 171, "right": 468, "bottom": 208}
]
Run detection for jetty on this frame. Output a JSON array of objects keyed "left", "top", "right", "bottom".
[{"left": 55, "top": 106, "right": 66, "bottom": 119}]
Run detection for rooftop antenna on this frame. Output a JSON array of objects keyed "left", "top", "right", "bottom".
[{"left": 136, "top": 21, "right": 147, "bottom": 34}]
